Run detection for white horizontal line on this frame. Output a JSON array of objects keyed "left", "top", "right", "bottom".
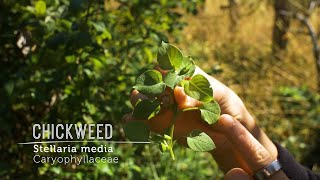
[{"left": 18, "top": 141, "right": 151, "bottom": 145}]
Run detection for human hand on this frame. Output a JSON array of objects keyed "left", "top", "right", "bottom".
[
  {"left": 125, "top": 66, "right": 278, "bottom": 173},
  {"left": 216, "top": 114, "right": 288, "bottom": 180},
  {"left": 192, "top": 67, "right": 278, "bottom": 169},
  {"left": 128, "top": 66, "right": 253, "bottom": 134}
]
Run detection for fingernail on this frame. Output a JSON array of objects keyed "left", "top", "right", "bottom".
[
  {"left": 225, "top": 168, "right": 251, "bottom": 180},
  {"left": 219, "top": 114, "right": 235, "bottom": 128}
]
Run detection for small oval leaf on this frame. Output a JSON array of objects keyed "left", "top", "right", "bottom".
[
  {"left": 178, "top": 56, "right": 196, "bottom": 77},
  {"left": 183, "top": 74, "right": 213, "bottom": 102},
  {"left": 164, "top": 70, "right": 184, "bottom": 89},
  {"left": 135, "top": 69, "right": 163, "bottom": 85},
  {"left": 157, "top": 41, "right": 183, "bottom": 71},
  {"left": 200, "top": 101, "right": 221, "bottom": 124},
  {"left": 133, "top": 70, "right": 166, "bottom": 96},
  {"left": 187, "top": 130, "right": 215, "bottom": 152}
]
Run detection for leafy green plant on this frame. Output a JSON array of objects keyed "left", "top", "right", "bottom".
[
  {"left": 0, "top": 0, "right": 206, "bottom": 178},
  {"left": 124, "top": 42, "right": 221, "bottom": 159}
]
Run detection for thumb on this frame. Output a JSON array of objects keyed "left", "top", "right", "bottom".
[
  {"left": 130, "top": 89, "right": 148, "bottom": 106},
  {"left": 173, "top": 86, "right": 202, "bottom": 110},
  {"left": 225, "top": 168, "right": 252, "bottom": 180},
  {"left": 218, "top": 114, "right": 274, "bottom": 174}
]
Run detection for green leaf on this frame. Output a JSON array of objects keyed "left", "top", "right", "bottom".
[
  {"left": 95, "top": 162, "right": 113, "bottom": 176},
  {"left": 132, "top": 99, "right": 161, "bottom": 120},
  {"left": 4, "top": 81, "right": 14, "bottom": 96},
  {"left": 123, "top": 121, "right": 150, "bottom": 141},
  {"left": 133, "top": 70, "right": 166, "bottom": 96},
  {"left": 164, "top": 57, "right": 196, "bottom": 89},
  {"left": 164, "top": 70, "right": 184, "bottom": 89},
  {"left": 164, "top": 134, "right": 172, "bottom": 140},
  {"left": 157, "top": 42, "right": 183, "bottom": 71},
  {"left": 89, "top": 21, "right": 106, "bottom": 32},
  {"left": 35, "top": 1, "right": 46, "bottom": 16},
  {"left": 187, "top": 130, "right": 215, "bottom": 152},
  {"left": 165, "top": 56, "right": 196, "bottom": 89},
  {"left": 160, "top": 142, "right": 168, "bottom": 152},
  {"left": 182, "top": 107, "right": 199, "bottom": 111},
  {"left": 183, "top": 74, "right": 213, "bottom": 102},
  {"left": 178, "top": 56, "right": 196, "bottom": 77},
  {"left": 200, "top": 101, "right": 221, "bottom": 124},
  {"left": 133, "top": 83, "right": 166, "bottom": 97},
  {"left": 49, "top": 166, "right": 62, "bottom": 175}
]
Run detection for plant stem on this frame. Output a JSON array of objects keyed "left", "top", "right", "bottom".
[
  {"left": 168, "top": 109, "right": 179, "bottom": 160},
  {"left": 169, "top": 146, "right": 175, "bottom": 160},
  {"left": 169, "top": 124, "right": 175, "bottom": 160}
]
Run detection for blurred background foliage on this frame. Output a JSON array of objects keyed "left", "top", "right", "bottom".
[{"left": 0, "top": 0, "right": 319, "bottom": 179}]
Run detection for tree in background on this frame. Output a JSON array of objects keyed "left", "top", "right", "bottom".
[
  {"left": 271, "top": 0, "right": 320, "bottom": 90},
  {"left": 272, "top": 0, "right": 292, "bottom": 52},
  {"left": 220, "top": 0, "right": 262, "bottom": 34}
]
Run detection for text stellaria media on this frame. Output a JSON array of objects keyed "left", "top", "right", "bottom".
[{"left": 34, "top": 145, "right": 114, "bottom": 153}]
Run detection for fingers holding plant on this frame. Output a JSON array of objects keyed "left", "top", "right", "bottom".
[
  {"left": 123, "top": 42, "right": 280, "bottom": 179},
  {"left": 123, "top": 42, "right": 221, "bottom": 159}
]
